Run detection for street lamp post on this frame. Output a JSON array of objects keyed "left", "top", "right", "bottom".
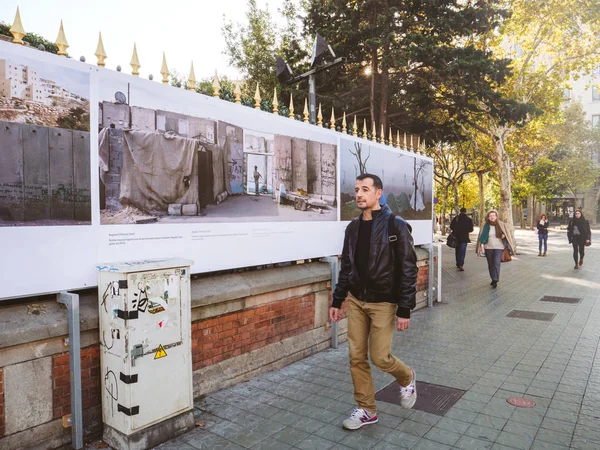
[{"left": 277, "top": 33, "right": 345, "bottom": 124}]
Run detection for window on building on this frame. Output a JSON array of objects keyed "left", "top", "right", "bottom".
[
  {"left": 594, "top": 65, "right": 600, "bottom": 76},
  {"left": 593, "top": 115, "right": 600, "bottom": 128},
  {"left": 593, "top": 86, "right": 600, "bottom": 101}
]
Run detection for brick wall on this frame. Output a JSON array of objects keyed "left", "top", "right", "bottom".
[
  {"left": 52, "top": 345, "right": 101, "bottom": 420},
  {"left": 192, "top": 294, "right": 315, "bottom": 371},
  {"left": 416, "top": 265, "right": 429, "bottom": 292},
  {"left": 0, "top": 368, "right": 4, "bottom": 437}
]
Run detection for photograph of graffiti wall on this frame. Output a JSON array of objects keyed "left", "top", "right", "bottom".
[
  {"left": 0, "top": 53, "right": 91, "bottom": 225},
  {"left": 340, "top": 138, "right": 433, "bottom": 221},
  {"left": 98, "top": 84, "right": 338, "bottom": 224}
]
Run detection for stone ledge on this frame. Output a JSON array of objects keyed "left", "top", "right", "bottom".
[{"left": 0, "top": 262, "right": 332, "bottom": 351}]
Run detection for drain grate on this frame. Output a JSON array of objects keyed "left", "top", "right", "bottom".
[
  {"left": 506, "top": 310, "right": 556, "bottom": 321},
  {"left": 375, "top": 381, "right": 465, "bottom": 416},
  {"left": 540, "top": 296, "right": 581, "bottom": 304}
]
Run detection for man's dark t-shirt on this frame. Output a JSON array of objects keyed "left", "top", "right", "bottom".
[{"left": 355, "top": 218, "right": 373, "bottom": 289}]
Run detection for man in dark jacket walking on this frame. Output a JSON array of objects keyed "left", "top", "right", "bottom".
[
  {"left": 450, "top": 207, "right": 474, "bottom": 271},
  {"left": 330, "top": 173, "right": 418, "bottom": 430}
]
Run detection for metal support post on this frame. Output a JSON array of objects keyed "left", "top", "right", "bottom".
[
  {"left": 436, "top": 243, "right": 442, "bottom": 302},
  {"left": 320, "top": 256, "right": 339, "bottom": 349},
  {"left": 426, "top": 244, "right": 434, "bottom": 308},
  {"left": 308, "top": 74, "right": 317, "bottom": 124},
  {"left": 57, "top": 291, "right": 83, "bottom": 450}
]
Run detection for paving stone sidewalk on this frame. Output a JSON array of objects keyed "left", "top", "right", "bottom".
[{"left": 158, "top": 228, "right": 600, "bottom": 450}]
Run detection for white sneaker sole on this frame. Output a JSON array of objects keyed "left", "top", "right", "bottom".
[{"left": 342, "top": 417, "right": 379, "bottom": 430}]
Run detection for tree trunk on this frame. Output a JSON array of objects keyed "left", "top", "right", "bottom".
[
  {"left": 441, "top": 184, "right": 449, "bottom": 236},
  {"left": 493, "top": 132, "right": 517, "bottom": 249},
  {"left": 527, "top": 196, "right": 533, "bottom": 229},
  {"left": 452, "top": 181, "right": 460, "bottom": 215},
  {"left": 370, "top": 48, "right": 378, "bottom": 127},
  {"left": 378, "top": 64, "right": 389, "bottom": 135},
  {"left": 478, "top": 171, "right": 486, "bottom": 229}
]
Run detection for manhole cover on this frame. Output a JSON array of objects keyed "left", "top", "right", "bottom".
[
  {"left": 540, "top": 296, "right": 581, "bottom": 304},
  {"left": 507, "top": 397, "right": 536, "bottom": 408},
  {"left": 506, "top": 310, "right": 555, "bottom": 322},
  {"left": 375, "top": 381, "right": 465, "bottom": 416}
]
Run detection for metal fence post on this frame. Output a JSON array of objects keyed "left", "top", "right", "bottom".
[
  {"left": 57, "top": 291, "right": 83, "bottom": 450},
  {"left": 320, "top": 256, "right": 339, "bottom": 349}
]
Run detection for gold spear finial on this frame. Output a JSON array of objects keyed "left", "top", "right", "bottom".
[
  {"left": 403, "top": 132, "right": 407, "bottom": 149},
  {"left": 371, "top": 122, "right": 376, "bottom": 142},
  {"left": 342, "top": 112, "right": 347, "bottom": 133},
  {"left": 363, "top": 119, "right": 367, "bottom": 138},
  {"left": 410, "top": 134, "right": 414, "bottom": 151},
  {"left": 417, "top": 136, "right": 420, "bottom": 151},
  {"left": 396, "top": 130, "right": 400, "bottom": 148},
  {"left": 288, "top": 93, "right": 295, "bottom": 118},
  {"left": 389, "top": 128, "right": 393, "bottom": 147},
  {"left": 317, "top": 104, "right": 323, "bottom": 127},
  {"left": 381, "top": 124, "right": 385, "bottom": 144},
  {"left": 303, "top": 98, "right": 309, "bottom": 123},
  {"left": 234, "top": 80, "right": 242, "bottom": 104},
  {"left": 254, "top": 83, "right": 261, "bottom": 109},
  {"left": 188, "top": 62, "right": 197, "bottom": 91},
  {"left": 10, "top": 7, "right": 25, "bottom": 45},
  {"left": 213, "top": 70, "right": 221, "bottom": 97},
  {"left": 352, "top": 116, "right": 358, "bottom": 137},
  {"left": 130, "top": 43, "right": 140, "bottom": 76},
  {"left": 330, "top": 107, "right": 336, "bottom": 130},
  {"left": 95, "top": 32, "right": 107, "bottom": 66},
  {"left": 55, "top": 20, "right": 69, "bottom": 56},
  {"left": 160, "top": 52, "right": 169, "bottom": 84}
]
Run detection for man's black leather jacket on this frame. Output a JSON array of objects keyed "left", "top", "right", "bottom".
[{"left": 332, "top": 205, "right": 418, "bottom": 318}]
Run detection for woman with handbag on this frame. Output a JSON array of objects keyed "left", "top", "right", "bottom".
[
  {"left": 477, "top": 210, "right": 516, "bottom": 288},
  {"left": 536, "top": 214, "right": 549, "bottom": 256},
  {"left": 567, "top": 209, "right": 591, "bottom": 269}
]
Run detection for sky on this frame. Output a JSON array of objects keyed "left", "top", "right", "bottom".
[{"left": 0, "top": 0, "right": 285, "bottom": 81}]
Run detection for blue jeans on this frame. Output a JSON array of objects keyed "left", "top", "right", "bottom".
[
  {"left": 455, "top": 242, "right": 467, "bottom": 267},
  {"left": 484, "top": 249, "right": 503, "bottom": 282},
  {"left": 538, "top": 234, "right": 548, "bottom": 253}
]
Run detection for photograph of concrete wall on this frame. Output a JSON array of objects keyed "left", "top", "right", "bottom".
[
  {"left": 274, "top": 136, "right": 337, "bottom": 219},
  {"left": 98, "top": 83, "right": 338, "bottom": 224},
  {"left": 340, "top": 139, "right": 433, "bottom": 221},
  {"left": 0, "top": 53, "right": 91, "bottom": 226}
]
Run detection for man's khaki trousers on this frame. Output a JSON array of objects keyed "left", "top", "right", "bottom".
[{"left": 347, "top": 294, "right": 412, "bottom": 413}]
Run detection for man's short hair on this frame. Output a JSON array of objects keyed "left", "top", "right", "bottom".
[
  {"left": 356, "top": 173, "right": 383, "bottom": 190},
  {"left": 460, "top": 207, "right": 467, "bottom": 213}
]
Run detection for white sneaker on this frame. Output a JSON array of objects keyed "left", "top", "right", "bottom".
[
  {"left": 342, "top": 408, "right": 378, "bottom": 430},
  {"left": 400, "top": 369, "right": 417, "bottom": 409}
]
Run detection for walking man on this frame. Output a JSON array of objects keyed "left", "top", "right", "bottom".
[
  {"left": 330, "top": 173, "right": 418, "bottom": 430},
  {"left": 450, "top": 207, "right": 474, "bottom": 271},
  {"left": 253, "top": 165, "right": 262, "bottom": 196}
]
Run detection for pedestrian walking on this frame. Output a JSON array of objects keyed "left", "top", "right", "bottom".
[
  {"left": 330, "top": 173, "right": 418, "bottom": 430},
  {"left": 450, "top": 207, "right": 474, "bottom": 271},
  {"left": 536, "top": 213, "right": 549, "bottom": 256},
  {"left": 567, "top": 209, "right": 591, "bottom": 269},
  {"left": 253, "top": 166, "right": 262, "bottom": 196},
  {"left": 476, "top": 210, "right": 516, "bottom": 288}
]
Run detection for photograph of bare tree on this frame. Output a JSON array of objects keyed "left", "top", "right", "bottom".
[{"left": 340, "top": 139, "right": 433, "bottom": 221}]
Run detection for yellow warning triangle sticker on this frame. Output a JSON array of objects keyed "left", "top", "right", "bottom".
[{"left": 154, "top": 344, "right": 167, "bottom": 360}]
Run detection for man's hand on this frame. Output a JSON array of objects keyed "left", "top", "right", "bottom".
[
  {"left": 329, "top": 307, "right": 341, "bottom": 323},
  {"left": 586, "top": 240, "right": 591, "bottom": 245},
  {"left": 397, "top": 317, "right": 410, "bottom": 331}
]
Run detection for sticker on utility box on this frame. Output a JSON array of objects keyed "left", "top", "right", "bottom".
[{"left": 154, "top": 344, "right": 167, "bottom": 359}]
